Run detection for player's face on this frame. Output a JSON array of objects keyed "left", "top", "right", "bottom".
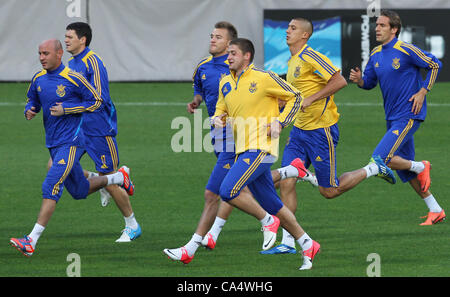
[
  {"left": 209, "top": 28, "right": 230, "bottom": 57},
  {"left": 65, "top": 29, "right": 84, "bottom": 55},
  {"left": 286, "top": 19, "right": 305, "bottom": 46},
  {"left": 227, "top": 44, "right": 248, "bottom": 73},
  {"left": 38, "top": 41, "right": 62, "bottom": 71},
  {"left": 375, "top": 16, "right": 396, "bottom": 45}
]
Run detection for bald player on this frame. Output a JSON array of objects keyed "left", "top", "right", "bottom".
[{"left": 10, "top": 39, "right": 134, "bottom": 257}]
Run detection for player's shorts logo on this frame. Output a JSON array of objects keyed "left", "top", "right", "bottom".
[
  {"left": 56, "top": 84, "right": 66, "bottom": 97},
  {"left": 101, "top": 155, "right": 108, "bottom": 169},
  {"left": 392, "top": 58, "right": 400, "bottom": 70}
]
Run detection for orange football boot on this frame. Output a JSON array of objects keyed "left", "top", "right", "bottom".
[
  {"left": 420, "top": 209, "right": 446, "bottom": 226},
  {"left": 417, "top": 161, "right": 431, "bottom": 192}
]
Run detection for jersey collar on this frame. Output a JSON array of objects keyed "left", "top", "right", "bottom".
[
  {"left": 72, "top": 46, "right": 90, "bottom": 60},
  {"left": 230, "top": 63, "right": 254, "bottom": 80},
  {"left": 289, "top": 43, "right": 309, "bottom": 61},
  {"left": 212, "top": 53, "right": 228, "bottom": 64},
  {"left": 382, "top": 37, "right": 397, "bottom": 50},
  {"left": 46, "top": 62, "right": 65, "bottom": 75}
]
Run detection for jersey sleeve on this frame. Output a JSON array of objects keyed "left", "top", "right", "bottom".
[
  {"left": 361, "top": 56, "right": 378, "bottom": 90},
  {"left": 62, "top": 72, "right": 103, "bottom": 114},
  {"left": 192, "top": 65, "right": 203, "bottom": 97},
  {"left": 401, "top": 43, "right": 442, "bottom": 91},
  {"left": 85, "top": 54, "right": 105, "bottom": 97},
  {"left": 24, "top": 74, "right": 42, "bottom": 116},
  {"left": 265, "top": 72, "right": 302, "bottom": 128},
  {"left": 302, "top": 49, "right": 340, "bottom": 82},
  {"left": 212, "top": 80, "right": 228, "bottom": 119}
]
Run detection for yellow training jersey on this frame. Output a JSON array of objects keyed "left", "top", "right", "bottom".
[
  {"left": 214, "top": 64, "right": 302, "bottom": 158},
  {"left": 287, "top": 44, "right": 340, "bottom": 130}
]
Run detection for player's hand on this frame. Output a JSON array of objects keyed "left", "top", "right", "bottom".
[
  {"left": 187, "top": 101, "right": 199, "bottom": 113},
  {"left": 25, "top": 106, "right": 37, "bottom": 120},
  {"left": 50, "top": 102, "right": 64, "bottom": 116},
  {"left": 212, "top": 113, "right": 227, "bottom": 128},
  {"left": 267, "top": 120, "right": 282, "bottom": 138},
  {"left": 349, "top": 67, "right": 363, "bottom": 86},
  {"left": 277, "top": 98, "right": 287, "bottom": 110},
  {"left": 300, "top": 97, "right": 313, "bottom": 112},
  {"left": 409, "top": 88, "right": 427, "bottom": 115}
]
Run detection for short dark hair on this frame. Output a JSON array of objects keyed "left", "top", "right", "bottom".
[
  {"left": 215, "top": 21, "right": 238, "bottom": 40},
  {"left": 293, "top": 17, "right": 314, "bottom": 38},
  {"left": 66, "top": 22, "right": 92, "bottom": 46},
  {"left": 380, "top": 10, "right": 402, "bottom": 37},
  {"left": 229, "top": 38, "right": 255, "bottom": 63}
]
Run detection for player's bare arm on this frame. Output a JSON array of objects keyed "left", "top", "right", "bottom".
[{"left": 301, "top": 72, "right": 347, "bottom": 112}]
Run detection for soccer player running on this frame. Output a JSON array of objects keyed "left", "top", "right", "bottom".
[
  {"left": 63, "top": 22, "right": 141, "bottom": 241},
  {"left": 209, "top": 38, "right": 320, "bottom": 270},
  {"left": 264, "top": 17, "right": 398, "bottom": 255},
  {"left": 349, "top": 10, "right": 445, "bottom": 225},
  {"left": 164, "top": 23, "right": 285, "bottom": 264},
  {"left": 9, "top": 39, "right": 134, "bottom": 257}
]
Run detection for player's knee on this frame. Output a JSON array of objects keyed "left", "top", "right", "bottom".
[
  {"left": 280, "top": 179, "right": 296, "bottom": 195},
  {"left": 204, "top": 189, "right": 219, "bottom": 204},
  {"left": 319, "top": 187, "right": 339, "bottom": 199}
]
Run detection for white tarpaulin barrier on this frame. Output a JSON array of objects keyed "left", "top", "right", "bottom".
[{"left": 1, "top": 0, "right": 449, "bottom": 81}]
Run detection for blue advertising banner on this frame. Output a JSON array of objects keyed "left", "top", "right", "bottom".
[{"left": 264, "top": 9, "right": 448, "bottom": 81}]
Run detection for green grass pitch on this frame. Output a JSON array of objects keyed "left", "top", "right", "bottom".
[{"left": 0, "top": 81, "right": 449, "bottom": 277}]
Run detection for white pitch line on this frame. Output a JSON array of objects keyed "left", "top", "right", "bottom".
[{"left": 1, "top": 101, "right": 450, "bottom": 107}]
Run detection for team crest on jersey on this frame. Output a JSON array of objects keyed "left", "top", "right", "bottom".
[
  {"left": 249, "top": 82, "right": 257, "bottom": 93},
  {"left": 375, "top": 62, "right": 379, "bottom": 68},
  {"left": 37, "top": 86, "right": 42, "bottom": 92},
  {"left": 294, "top": 66, "right": 301, "bottom": 78},
  {"left": 202, "top": 74, "right": 206, "bottom": 80},
  {"left": 56, "top": 84, "right": 66, "bottom": 97},
  {"left": 392, "top": 58, "right": 400, "bottom": 69}
]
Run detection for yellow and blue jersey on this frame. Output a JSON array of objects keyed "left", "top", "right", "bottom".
[
  {"left": 214, "top": 64, "right": 302, "bottom": 158},
  {"left": 25, "top": 63, "right": 102, "bottom": 148},
  {"left": 361, "top": 37, "right": 441, "bottom": 121},
  {"left": 68, "top": 47, "right": 117, "bottom": 136},
  {"left": 287, "top": 44, "right": 340, "bottom": 130}
]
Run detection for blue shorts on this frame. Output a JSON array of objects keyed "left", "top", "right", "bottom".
[
  {"left": 281, "top": 125, "right": 339, "bottom": 188},
  {"left": 219, "top": 150, "right": 283, "bottom": 215},
  {"left": 373, "top": 119, "right": 421, "bottom": 183},
  {"left": 205, "top": 151, "right": 236, "bottom": 195},
  {"left": 43, "top": 145, "right": 90, "bottom": 202},
  {"left": 84, "top": 135, "right": 120, "bottom": 173}
]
